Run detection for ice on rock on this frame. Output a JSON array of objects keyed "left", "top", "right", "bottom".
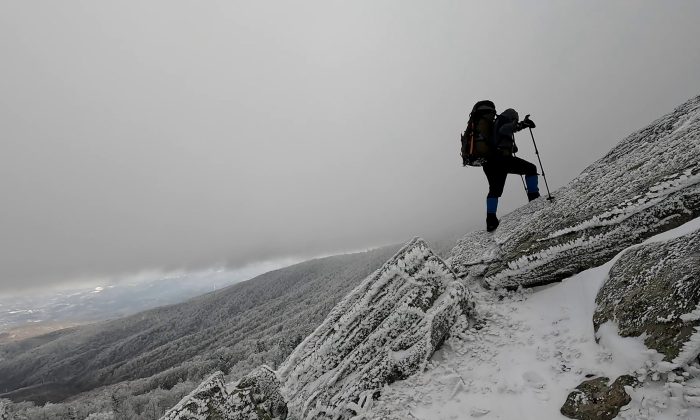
[
  {"left": 161, "top": 366, "right": 287, "bottom": 420},
  {"left": 278, "top": 238, "right": 474, "bottom": 419},
  {"left": 160, "top": 371, "right": 231, "bottom": 420},
  {"left": 0, "top": 399, "right": 9, "bottom": 420},
  {"left": 594, "top": 229, "right": 700, "bottom": 364}
]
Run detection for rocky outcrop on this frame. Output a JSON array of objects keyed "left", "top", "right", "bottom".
[
  {"left": 0, "top": 399, "right": 9, "bottom": 420},
  {"left": 278, "top": 237, "right": 474, "bottom": 419},
  {"left": 560, "top": 375, "right": 638, "bottom": 420},
  {"left": 228, "top": 366, "right": 287, "bottom": 420},
  {"left": 161, "top": 371, "right": 230, "bottom": 420},
  {"left": 161, "top": 366, "right": 286, "bottom": 420},
  {"left": 593, "top": 229, "right": 700, "bottom": 364},
  {"left": 162, "top": 238, "right": 472, "bottom": 419},
  {"left": 452, "top": 95, "right": 700, "bottom": 289}
]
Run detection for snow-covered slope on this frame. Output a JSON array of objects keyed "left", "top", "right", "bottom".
[
  {"left": 279, "top": 238, "right": 473, "bottom": 419},
  {"left": 452, "top": 95, "right": 700, "bottom": 289},
  {"left": 363, "top": 218, "right": 700, "bottom": 420}
]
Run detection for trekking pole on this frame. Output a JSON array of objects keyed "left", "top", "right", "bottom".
[{"left": 524, "top": 117, "right": 553, "bottom": 201}]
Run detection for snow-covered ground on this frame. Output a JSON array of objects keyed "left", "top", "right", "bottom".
[{"left": 360, "top": 217, "right": 700, "bottom": 420}]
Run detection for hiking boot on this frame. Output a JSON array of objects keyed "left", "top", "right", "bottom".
[
  {"left": 527, "top": 191, "right": 541, "bottom": 201},
  {"left": 486, "top": 213, "right": 499, "bottom": 232}
]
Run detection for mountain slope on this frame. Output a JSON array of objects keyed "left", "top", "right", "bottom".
[
  {"left": 157, "top": 95, "right": 700, "bottom": 420},
  {"left": 161, "top": 238, "right": 473, "bottom": 420},
  {"left": 0, "top": 245, "right": 399, "bottom": 405}
]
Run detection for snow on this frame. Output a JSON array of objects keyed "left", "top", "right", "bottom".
[
  {"left": 360, "top": 217, "right": 700, "bottom": 420},
  {"left": 279, "top": 238, "right": 472, "bottom": 419}
]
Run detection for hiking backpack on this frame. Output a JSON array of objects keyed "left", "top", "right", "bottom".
[{"left": 461, "top": 100, "right": 496, "bottom": 166}]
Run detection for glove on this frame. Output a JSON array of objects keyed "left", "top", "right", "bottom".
[
  {"left": 513, "top": 144, "right": 519, "bottom": 154},
  {"left": 521, "top": 115, "right": 536, "bottom": 129}
]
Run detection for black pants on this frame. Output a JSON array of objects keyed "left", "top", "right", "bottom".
[{"left": 483, "top": 156, "right": 538, "bottom": 198}]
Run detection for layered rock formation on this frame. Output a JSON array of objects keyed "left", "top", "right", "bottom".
[
  {"left": 162, "top": 366, "right": 286, "bottom": 420},
  {"left": 161, "top": 372, "right": 230, "bottom": 420},
  {"left": 279, "top": 238, "right": 473, "bottom": 419}
]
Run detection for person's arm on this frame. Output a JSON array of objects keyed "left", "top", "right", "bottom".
[{"left": 499, "top": 120, "right": 521, "bottom": 136}]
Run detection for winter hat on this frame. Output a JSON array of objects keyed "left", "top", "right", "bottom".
[{"left": 501, "top": 108, "right": 519, "bottom": 122}]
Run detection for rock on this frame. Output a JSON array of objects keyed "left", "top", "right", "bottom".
[
  {"left": 0, "top": 399, "right": 9, "bottom": 420},
  {"left": 451, "top": 95, "right": 700, "bottom": 289},
  {"left": 593, "top": 229, "right": 700, "bottom": 363},
  {"left": 229, "top": 366, "right": 287, "bottom": 420},
  {"left": 560, "top": 375, "right": 638, "bottom": 420},
  {"left": 278, "top": 238, "right": 474, "bottom": 419},
  {"left": 160, "top": 371, "right": 231, "bottom": 420},
  {"left": 161, "top": 366, "right": 287, "bottom": 420}
]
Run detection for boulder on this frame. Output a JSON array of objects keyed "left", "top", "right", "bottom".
[
  {"left": 0, "top": 399, "right": 9, "bottom": 420},
  {"left": 161, "top": 366, "right": 287, "bottom": 420},
  {"left": 160, "top": 371, "right": 230, "bottom": 420},
  {"left": 278, "top": 238, "right": 474, "bottom": 419},
  {"left": 593, "top": 229, "right": 700, "bottom": 364},
  {"left": 228, "top": 366, "right": 287, "bottom": 420},
  {"left": 452, "top": 95, "right": 700, "bottom": 289},
  {"left": 560, "top": 375, "right": 638, "bottom": 420}
]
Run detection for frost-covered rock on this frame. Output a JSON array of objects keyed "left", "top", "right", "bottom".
[
  {"left": 278, "top": 238, "right": 474, "bottom": 419},
  {"left": 160, "top": 371, "right": 231, "bottom": 420},
  {"left": 161, "top": 367, "right": 287, "bottom": 420},
  {"left": 593, "top": 229, "right": 700, "bottom": 364},
  {"left": 452, "top": 95, "right": 700, "bottom": 289},
  {"left": 0, "top": 399, "right": 9, "bottom": 420},
  {"left": 560, "top": 375, "right": 638, "bottom": 420},
  {"left": 228, "top": 365, "right": 287, "bottom": 420}
]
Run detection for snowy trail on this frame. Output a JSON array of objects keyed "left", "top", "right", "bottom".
[{"left": 360, "top": 217, "right": 700, "bottom": 420}]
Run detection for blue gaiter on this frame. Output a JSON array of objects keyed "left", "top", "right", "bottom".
[
  {"left": 525, "top": 175, "right": 539, "bottom": 193},
  {"left": 486, "top": 197, "right": 498, "bottom": 214}
]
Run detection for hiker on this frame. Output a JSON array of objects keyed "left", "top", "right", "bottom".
[
  {"left": 461, "top": 102, "right": 539, "bottom": 232},
  {"left": 484, "top": 108, "right": 539, "bottom": 231}
]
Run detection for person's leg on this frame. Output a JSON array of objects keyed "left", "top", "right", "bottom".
[
  {"left": 483, "top": 162, "right": 507, "bottom": 231},
  {"left": 504, "top": 156, "right": 540, "bottom": 201}
]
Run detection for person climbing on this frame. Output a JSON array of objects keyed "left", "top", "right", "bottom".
[
  {"left": 460, "top": 102, "right": 539, "bottom": 232},
  {"left": 483, "top": 108, "right": 538, "bottom": 231}
]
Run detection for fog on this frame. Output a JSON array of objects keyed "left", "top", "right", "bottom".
[{"left": 2, "top": 1, "right": 700, "bottom": 293}]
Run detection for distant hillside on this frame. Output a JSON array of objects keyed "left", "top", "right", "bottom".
[
  {"left": 0, "top": 265, "right": 288, "bottom": 336},
  {"left": 0, "top": 245, "right": 400, "bottom": 411}
]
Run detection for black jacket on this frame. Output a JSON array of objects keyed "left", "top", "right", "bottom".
[{"left": 492, "top": 110, "right": 521, "bottom": 156}]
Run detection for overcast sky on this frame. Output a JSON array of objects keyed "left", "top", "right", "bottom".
[{"left": 2, "top": 1, "right": 700, "bottom": 294}]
